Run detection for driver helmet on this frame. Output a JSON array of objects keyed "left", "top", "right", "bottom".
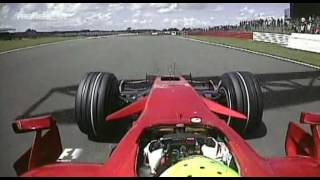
[{"left": 159, "top": 155, "right": 240, "bottom": 177}]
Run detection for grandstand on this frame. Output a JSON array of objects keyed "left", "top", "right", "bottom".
[{"left": 185, "top": 3, "right": 320, "bottom": 35}]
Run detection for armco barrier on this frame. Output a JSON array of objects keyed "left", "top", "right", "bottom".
[
  {"left": 253, "top": 32, "right": 289, "bottom": 46},
  {"left": 253, "top": 32, "right": 320, "bottom": 53},
  {"left": 287, "top": 33, "right": 320, "bottom": 53},
  {"left": 189, "top": 31, "right": 319, "bottom": 54},
  {"left": 189, "top": 31, "right": 253, "bottom": 40}
]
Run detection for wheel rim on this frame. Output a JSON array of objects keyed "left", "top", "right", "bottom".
[{"left": 219, "top": 85, "right": 232, "bottom": 125}]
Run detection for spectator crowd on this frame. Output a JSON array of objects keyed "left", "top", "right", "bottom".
[
  {"left": 186, "top": 15, "right": 320, "bottom": 34},
  {"left": 239, "top": 15, "right": 320, "bottom": 34}
]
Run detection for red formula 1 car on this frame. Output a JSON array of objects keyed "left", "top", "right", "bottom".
[{"left": 12, "top": 71, "right": 320, "bottom": 177}]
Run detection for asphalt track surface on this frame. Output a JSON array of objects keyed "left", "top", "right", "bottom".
[{"left": 0, "top": 35, "right": 319, "bottom": 176}]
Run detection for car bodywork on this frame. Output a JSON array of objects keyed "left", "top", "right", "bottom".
[{"left": 12, "top": 75, "right": 320, "bottom": 176}]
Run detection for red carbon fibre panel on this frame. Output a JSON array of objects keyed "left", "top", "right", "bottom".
[
  {"left": 18, "top": 76, "right": 320, "bottom": 177},
  {"left": 106, "top": 96, "right": 148, "bottom": 121},
  {"left": 300, "top": 112, "right": 320, "bottom": 125},
  {"left": 13, "top": 116, "right": 62, "bottom": 175},
  {"left": 13, "top": 115, "right": 55, "bottom": 133},
  {"left": 202, "top": 97, "right": 247, "bottom": 120},
  {"left": 285, "top": 122, "right": 313, "bottom": 156}
]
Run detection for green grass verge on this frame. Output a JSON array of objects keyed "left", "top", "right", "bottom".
[
  {"left": 187, "top": 35, "right": 320, "bottom": 68},
  {"left": 0, "top": 36, "right": 81, "bottom": 53}
]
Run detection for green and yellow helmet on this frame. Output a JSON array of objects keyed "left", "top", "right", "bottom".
[{"left": 159, "top": 155, "right": 240, "bottom": 177}]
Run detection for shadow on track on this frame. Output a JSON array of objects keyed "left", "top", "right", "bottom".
[
  {"left": 256, "top": 71, "right": 320, "bottom": 110},
  {"left": 15, "top": 70, "right": 320, "bottom": 142},
  {"left": 15, "top": 85, "right": 78, "bottom": 124}
]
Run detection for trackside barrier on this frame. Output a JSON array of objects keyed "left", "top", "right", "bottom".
[
  {"left": 253, "top": 32, "right": 320, "bottom": 53},
  {"left": 189, "top": 32, "right": 253, "bottom": 40},
  {"left": 253, "top": 32, "right": 289, "bottom": 46},
  {"left": 287, "top": 33, "right": 320, "bottom": 54}
]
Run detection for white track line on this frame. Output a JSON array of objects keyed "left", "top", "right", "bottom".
[
  {"left": 0, "top": 35, "right": 116, "bottom": 55},
  {"left": 0, "top": 38, "right": 86, "bottom": 55},
  {"left": 177, "top": 36, "right": 320, "bottom": 70}
]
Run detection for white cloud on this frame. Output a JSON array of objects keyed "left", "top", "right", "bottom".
[
  {"left": 213, "top": 5, "right": 223, "bottom": 12},
  {"left": 139, "top": 19, "right": 147, "bottom": 24},
  {"left": 129, "top": 3, "right": 149, "bottom": 11},
  {"left": 20, "top": 4, "right": 38, "bottom": 13},
  {"left": 0, "top": 4, "right": 10, "bottom": 18},
  {"left": 129, "top": 4, "right": 140, "bottom": 11},
  {"left": 46, "top": 3, "right": 55, "bottom": 9},
  {"left": 108, "top": 3, "right": 124, "bottom": 11},
  {"left": 150, "top": 3, "right": 171, "bottom": 9},
  {"left": 237, "top": 6, "right": 259, "bottom": 20},
  {"left": 133, "top": 10, "right": 141, "bottom": 17},
  {"left": 240, "top": 6, "right": 255, "bottom": 14},
  {"left": 255, "top": 12, "right": 266, "bottom": 18},
  {"left": 178, "top": 3, "right": 210, "bottom": 10},
  {"left": 143, "top": 12, "right": 153, "bottom": 17},
  {"left": 240, "top": 6, "right": 248, "bottom": 12},
  {"left": 157, "top": 3, "right": 178, "bottom": 13},
  {"left": 48, "top": 3, "right": 82, "bottom": 14},
  {"left": 87, "top": 12, "right": 111, "bottom": 21},
  {"left": 16, "top": 9, "right": 75, "bottom": 21},
  {"left": 1, "top": 3, "right": 289, "bottom": 31},
  {"left": 163, "top": 18, "right": 170, "bottom": 23},
  {"left": 16, "top": 3, "right": 83, "bottom": 21},
  {"left": 168, "top": 17, "right": 208, "bottom": 28},
  {"left": 131, "top": 18, "right": 152, "bottom": 25}
]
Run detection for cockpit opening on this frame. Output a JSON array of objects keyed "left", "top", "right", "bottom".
[{"left": 137, "top": 124, "right": 240, "bottom": 177}]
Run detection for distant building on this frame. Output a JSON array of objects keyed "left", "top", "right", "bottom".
[
  {"left": 0, "top": 28, "right": 16, "bottom": 33},
  {"left": 0, "top": 28, "right": 16, "bottom": 40}
]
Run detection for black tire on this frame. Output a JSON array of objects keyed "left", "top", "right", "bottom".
[
  {"left": 219, "top": 71, "right": 263, "bottom": 135},
  {"left": 75, "top": 72, "right": 120, "bottom": 140}
]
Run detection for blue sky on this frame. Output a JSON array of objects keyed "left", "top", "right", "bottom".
[{"left": 0, "top": 3, "right": 289, "bottom": 32}]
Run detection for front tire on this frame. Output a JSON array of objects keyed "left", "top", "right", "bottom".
[
  {"left": 219, "top": 71, "right": 263, "bottom": 135},
  {"left": 75, "top": 72, "right": 120, "bottom": 140}
]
